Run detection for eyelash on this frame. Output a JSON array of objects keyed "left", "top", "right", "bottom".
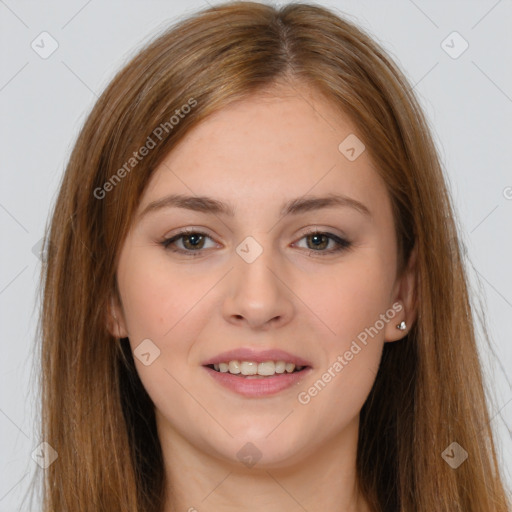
[{"left": 160, "top": 228, "right": 352, "bottom": 257}]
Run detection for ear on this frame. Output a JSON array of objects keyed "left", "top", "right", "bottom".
[
  {"left": 384, "top": 243, "right": 418, "bottom": 342},
  {"left": 106, "top": 293, "right": 129, "bottom": 339}
]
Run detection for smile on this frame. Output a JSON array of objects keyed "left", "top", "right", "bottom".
[
  {"left": 207, "top": 360, "right": 306, "bottom": 377},
  {"left": 201, "top": 348, "right": 313, "bottom": 396}
]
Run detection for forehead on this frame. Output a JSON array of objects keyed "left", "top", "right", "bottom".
[{"left": 138, "top": 84, "right": 391, "bottom": 223}]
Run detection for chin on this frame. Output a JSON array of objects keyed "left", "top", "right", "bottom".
[{"left": 211, "top": 430, "right": 310, "bottom": 470}]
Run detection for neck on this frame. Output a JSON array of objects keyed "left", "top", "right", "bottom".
[{"left": 158, "top": 414, "right": 372, "bottom": 512}]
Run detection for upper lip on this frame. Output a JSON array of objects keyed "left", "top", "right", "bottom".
[{"left": 202, "top": 348, "right": 313, "bottom": 367}]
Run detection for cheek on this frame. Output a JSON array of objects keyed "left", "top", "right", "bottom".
[
  {"left": 117, "top": 246, "right": 208, "bottom": 339},
  {"left": 302, "top": 254, "right": 394, "bottom": 348},
  {"left": 116, "top": 249, "right": 213, "bottom": 428},
  {"left": 116, "top": 246, "right": 217, "bottom": 393},
  {"left": 294, "top": 254, "right": 395, "bottom": 428}
]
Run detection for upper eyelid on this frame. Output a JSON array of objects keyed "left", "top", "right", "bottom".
[
  {"left": 165, "top": 227, "right": 345, "bottom": 241},
  {"left": 165, "top": 224, "right": 347, "bottom": 238}
]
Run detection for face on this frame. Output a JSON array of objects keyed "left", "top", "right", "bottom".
[{"left": 109, "top": 83, "right": 415, "bottom": 469}]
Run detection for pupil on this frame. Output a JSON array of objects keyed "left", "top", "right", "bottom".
[
  {"left": 309, "top": 234, "right": 327, "bottom": 250},
  {"left": 185, "top": 234, "right": 203, "bottom": 249}
]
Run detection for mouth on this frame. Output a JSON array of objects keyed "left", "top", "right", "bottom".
[
  {"left": 201, "top": 349, "right": 313, "bottom": 397},
  {"left": 205, "top": 360, "right": 309, "bottom": 378}
]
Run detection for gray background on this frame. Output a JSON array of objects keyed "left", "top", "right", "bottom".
[{"left": 1, "top": 0, "right": 511, "bottom": 509}]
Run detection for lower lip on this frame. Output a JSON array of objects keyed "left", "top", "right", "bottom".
[{"left": 203, "top": 366, "right": 313, "bottom": 398}]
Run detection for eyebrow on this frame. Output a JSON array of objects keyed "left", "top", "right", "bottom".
[{"left": 137, "top": 193, "right": 372, "bottom": 221}]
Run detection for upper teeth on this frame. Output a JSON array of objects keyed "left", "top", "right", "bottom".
[{"left": 213, "top": 360, "right": 303, "bottom": 376}]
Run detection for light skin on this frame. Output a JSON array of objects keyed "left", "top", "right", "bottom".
[{"left": 108, "top": 82, "right": 417, "bottom": 512}]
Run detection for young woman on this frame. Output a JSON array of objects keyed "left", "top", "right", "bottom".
[{"left": 32, "top": 1, "right": 511, "bottom": 511}]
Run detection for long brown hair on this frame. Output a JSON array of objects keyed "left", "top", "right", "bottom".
[{"left": 30, "top": 2, "right": 510, "bottom": 510}]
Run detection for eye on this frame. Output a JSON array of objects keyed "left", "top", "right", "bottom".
[
  {"left": 293, "top": 230, "right": 352, "bottom": 255},
  {"left": 160, "top": 229, "right": 217, "bottom": 256},
  {"left": 160, "top": 229, "right": 352, "bottom": 257}
]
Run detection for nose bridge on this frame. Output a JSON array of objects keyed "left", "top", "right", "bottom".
[
  {"left": 234, "top": 233, "right": 281, "bottom": 298},
  {"left": 223, "top": 233, "right": 293, "bottom": 327}
]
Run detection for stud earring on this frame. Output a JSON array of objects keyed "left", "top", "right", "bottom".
[{"left": 396, "top": 321, "right": 407, "bottom": 331}]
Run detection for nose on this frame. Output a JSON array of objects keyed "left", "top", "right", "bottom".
[{"left": 221, "top": 239, "right": 295, "bottom": 330}]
